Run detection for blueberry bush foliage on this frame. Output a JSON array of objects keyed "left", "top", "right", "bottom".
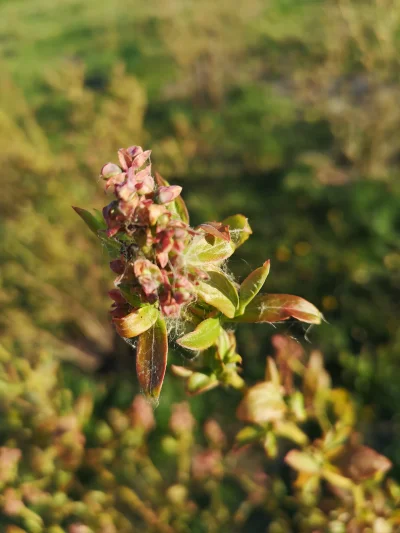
[
  {"left": 1, "top": 0, "right": 400, "bottom": 530},
  {"left": 35, "top": 145, "right": 396, "bottom": 532},
  {"left": 74, "top": 145, "right": 322, "bottom": 406}
]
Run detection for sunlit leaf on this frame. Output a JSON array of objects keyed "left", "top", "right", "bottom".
[
  {"left": 197, "top": 222, "right": 231, "bottom": 242},
  {"left": 136, "top": 316, "right": 168, "bottom": 406},
  {"left": 285, "top": 450, "right": 321, "bottom": 474},
  {"left": 221, "top": 214, "right": 252, "bottom": 249},
  {"left": 73, "top": 206, "right": 106, "bottom": 235},
  {"left": 232, "top": 294, "right": 323, "bottom": 325},
  {"left": 184, "top": 234, "right": 235, "bottom": 267},
  {"left": 195, "top": 280, "right": 236, "bottom": 319},
  {"left": 113, "top": 306, "right": 159, "bottom": 338},
  {"left": 274, "top": 421, "right": 309, "bottom": 446},
  {"left": 171, "top": 365, "right": 193, "bottom": 378},
  {"left": 177, "top": 317, "right": 221, "bottom": 351},
  {"left": 73, "top": 206, "right": 120, "bottom": 257},
  {"left": 206, "top": 270, "right": 239, "bottom": 309},
  {"left": 235, "top": 425, "right": 265, "bottom": 445},
  {"left": 187, "top": 372, "right": 219, "bottom": 395},
  {"left": 322, "top": 469, "right": 354, "bottom": 490},
  {"left": 238, "top": 260, "right": 270, "bottom": 314},
  {"left": 236, "top": 382, "right": 286, "bottom": 424}
]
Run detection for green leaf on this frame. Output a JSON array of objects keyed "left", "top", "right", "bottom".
[
  {"left": 73, "top": 206, "right": 120, "bottom": 257},
  {"left": 184, "top": 234, "right": 235, "bottom": 267},
  {"left": 206, "top": 270, "right": 239, "bottom": 309},
  {"left": 186, "top": 372, "right": 219, "bottom": 395},
  {"left": 274, "top": 421, "right": 309, "bottom": 446},
  {"left": 136, "top": 316, "right": 168, "bottom": 406},
  {"left": 235, "top": 425, "right": 265, "bottom": 445},
  {"left": 177, "top": 317, "right": 221, "bottom": 351},
  {"left": 113, "top": 306, "right": 159, "bottom": 339},
  {"left": 73, "top": 206, "right": 106, "bottom": 235},
  {"left": 118, "top": 286, "right": 143, "bottom": 308},
  {"left": 171, "top": 365, "right": 193, "bottom": 378},
  {"left": 174, "top": 194, "right": 190, "bottom": 225},
  {"left": 232, "top": 293, "right": 323, "bottom": 325},
  {"left": 195, "top": 280, "right": 236, "bottom": 318},
  {"left": 238, "top": 260, "right": 270, "bottom": 314},
  {"left": 221, "top": 214, "right": 252, "bottom": 249},
  {"left": 322, "top": 470, "right": 354, "bottom": 490},
  {"left": 284, "top": 450, "right": 321, "bottom": 474},
  {"left": 236, "top": 382, "right": 287, "bottom": 424}
]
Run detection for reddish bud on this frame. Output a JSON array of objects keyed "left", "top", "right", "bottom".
[
  {"left": 109, "top": 259, "right": 125, "bottom": 274},
  {"left": 134, "top": 259, "right": 163, "bottom": 296}
]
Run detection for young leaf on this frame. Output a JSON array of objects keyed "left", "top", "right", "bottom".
[
  {"left": 235, "top": 426, "right": 265, "bottom": 445},
  {"left": 236, "top": 382, "right": 287, "bottom": 424},
  {"left": 232, "top": 294, "right": 323, "bottom": 325},
  {"left": 285, "top": 450, "right": 321, "bottom": 474},
  {"left": 221, "top": 214, "right": 252, "bottom": 249},
  {"left": 197, "top": 222, "right": 231, "bottom": 242},
  {"left": 174, "top": 194, "right": 190, "bottom": 225},
  {"left": 206, "top": 270, "right": 239, "bottom": 309},
  {"left": 136, "top": 316, "right": 168, "bottom": 406},
  {"left": 184, "top": 235, "right": 235, "bottom": 267},
  {"left": 113, "top": 306, "right": 159, "bottom": 338},
  {"left": 186, "top": 372, "right": 219, "bottom": 395},
  {"left": 238, "top": 260, "right": 270, "bottom": 314},
  {"left": 73, "top": 206, "right": 120, "bottom": 257},
  {"left": 177, "top": 317, "right": 221, "bottom": 351},
  {"left": 195, "top": 281, "right": 236, "bottom": 319},
  {"left": 274, "top": 421, "right": 309, "bottom": 446},
  {"left": 73, "top": 206, "right": 106, "bottom": 235}
]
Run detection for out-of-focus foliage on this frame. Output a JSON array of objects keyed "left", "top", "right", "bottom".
[
  {"left": 1, "top": 339, "right": 399, "bottom": 532},
  {"left": 0, "top": 0, "right": 399, "bottom": 529}
]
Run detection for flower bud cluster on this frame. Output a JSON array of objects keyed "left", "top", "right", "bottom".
[{"left": 100, "top": 146, "right": 204, "bottom": 318}]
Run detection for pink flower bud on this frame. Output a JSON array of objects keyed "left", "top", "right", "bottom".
[
  {"left": 100, "top": 162, "right": 122, "bottom": 179},
  {"left": 134, "top": 259, "right": 163, "bottom": 296},
  {"left": 118, "top": 148, "right": 133, "bottom": 171},
  {"left": 132, "top": 149, "right": 151, "bottom": 169},
  {"left": 155, "top": 185, "right": 182, "bottom": 204}
]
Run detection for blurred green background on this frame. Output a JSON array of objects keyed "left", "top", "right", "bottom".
[{"left": 0, "top": 0, "right": 399, "bottom": 531}]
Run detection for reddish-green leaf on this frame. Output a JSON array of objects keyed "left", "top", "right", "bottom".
[
  {"left": 184, "top": 235, "right": 234, "bottom": 267},
  {"left": 177, "top": 317, "right": 221, "bottom": 351},
  {"left": 221, "top": 214, "right": 252, "bottom": 249},
  {"left": 136, "top": 316, "right": 168, "bottom": 406},
  {"left": 238, "top": 260, "right": 270, "bottom": 314},
  {"left": 233, "top": 294, "right": 322, "bottom": 325},
  {"left": 197, "top": 222, "right": 231, "bottom": 242},
  {"left": 113, "top": 306, "right": 159, "bottom": 338}
]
